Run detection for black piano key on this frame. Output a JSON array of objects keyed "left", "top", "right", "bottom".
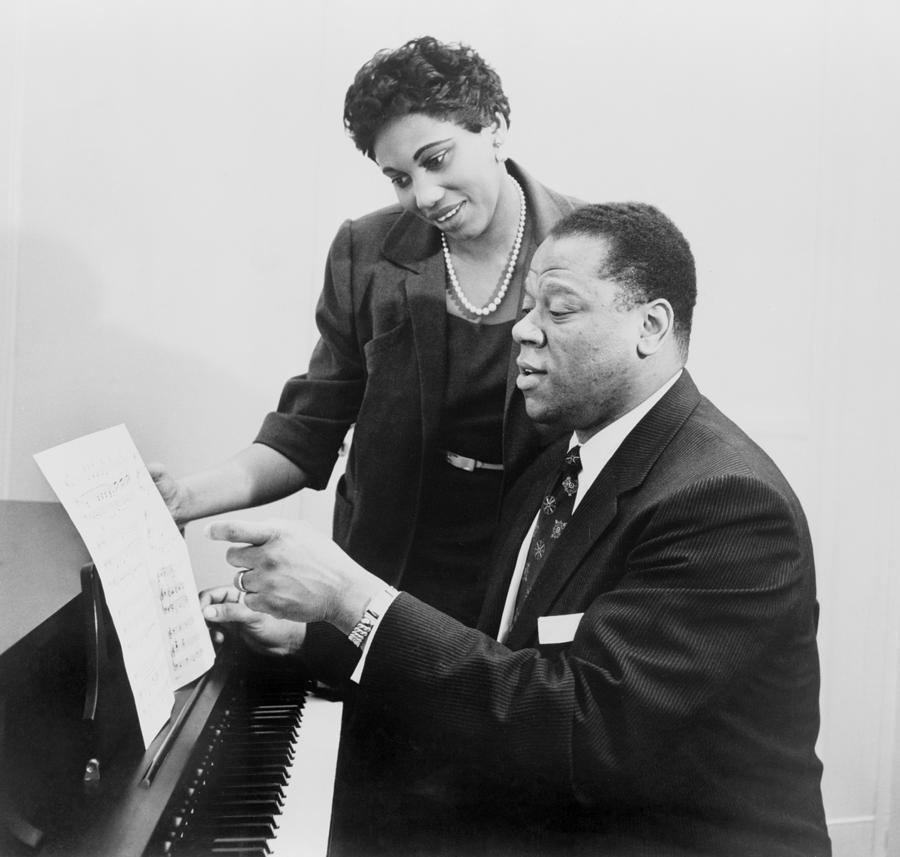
[
  {"left": 217, "top": 768, "right": 289, "bottom": 784},
  {"left": 181, "top": 822, "right": 276, "bottom": 837},
  {"left": 211, "top": 839, "right": 272, "bottom": 853},
  {"left": 203, "top": 795, "right": 281, "bottom": 815},
  {"left": 208, "top": 848, "right": 269, "bottom": 856},
  {"left": 216, "top": 782, "right": 286, "bottom": 796},
  {"left": 182, "top": 812, "right": 280, "bottom": 827},
  {"left": 221, "top": 738, "right": 297, "bottom": 753}
]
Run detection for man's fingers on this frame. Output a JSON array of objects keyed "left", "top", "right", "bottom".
[
  {"left": 205, "top": 519, "right": 278, "bottom": 546},
  {"left": 199, "top": 585, "right": 241, "bottom": 609},
  {"left": 202, "top": 598, "right": 257, "bottom": 624},
  {"left": 225, "top": 544, "right": 265, "bottom": 572}
]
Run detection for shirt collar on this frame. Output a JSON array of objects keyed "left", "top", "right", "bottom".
[{"left": 572, "top": 370, "right": 682, "bottom": 509}]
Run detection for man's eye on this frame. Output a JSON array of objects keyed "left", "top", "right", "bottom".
[
  {"left": 390, "top": 175, "right": 410, "bottom": 189},
  {"left": 547, "top": 304, "right": 576, "bottom": 319}
]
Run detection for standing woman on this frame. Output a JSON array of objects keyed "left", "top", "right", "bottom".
[{"left": 152, "top": 36, "right": 579, "bottom": 628}]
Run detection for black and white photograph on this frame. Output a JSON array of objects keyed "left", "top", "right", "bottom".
[{"left": 1, "top": 2, "right": 897, "bottom": 855}]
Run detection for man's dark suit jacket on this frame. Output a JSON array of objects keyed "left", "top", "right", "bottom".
[{"left": 344, "top": 371, "right": 830, "bottom": 857}]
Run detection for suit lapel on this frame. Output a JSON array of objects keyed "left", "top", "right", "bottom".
[
  {"left": 504, "top": 479, "right": 619, "bottom": 649},
  {"left": 504, "top": 373, "right": 702, "bottom": 649},
  {"left": 477, "top": 444, "right": 564, "bottom": 634}
]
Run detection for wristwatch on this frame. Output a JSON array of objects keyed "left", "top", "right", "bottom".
[{"left": 347, "top": 586, "right": 399, "bottom": 648}]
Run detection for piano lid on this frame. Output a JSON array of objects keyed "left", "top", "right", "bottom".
[{"left": 0, "top": 500, "right": 90, "bottom": 657}]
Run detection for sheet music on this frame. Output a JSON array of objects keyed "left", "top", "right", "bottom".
[{"left": 34, "top": 424, "right": 216, "bottom": 748}]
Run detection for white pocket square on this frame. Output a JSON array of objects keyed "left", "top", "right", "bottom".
[{"left": 537, "top": 612, "right": 584, "bottom": 645}]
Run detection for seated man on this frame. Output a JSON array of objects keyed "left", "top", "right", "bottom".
[{"left": 202, "top": 203, "right": 831, "bottom": 857}]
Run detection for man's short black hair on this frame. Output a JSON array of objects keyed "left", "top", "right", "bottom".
[{"left": 551, "top": 203, "right": 697, "bottom": 356}]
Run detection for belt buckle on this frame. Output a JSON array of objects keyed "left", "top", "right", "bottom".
[{"left": 445, "top": 451, "right": 476, "bottom": 472}]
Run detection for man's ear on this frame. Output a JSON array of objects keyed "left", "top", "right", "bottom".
[{"left": 637, "top": 298, "right": 675, "bottom": 357}]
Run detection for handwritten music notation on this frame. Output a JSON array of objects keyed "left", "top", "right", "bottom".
[{"left": 34, "top": 425, "right": 216, "bottom": 749}]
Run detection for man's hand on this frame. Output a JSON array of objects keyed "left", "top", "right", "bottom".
[
  {"left": 206, "top": 519, "right": 385, "bottom": 635},
  {"left": 199, "top": 585, "right": 307, "bottom": 657}
]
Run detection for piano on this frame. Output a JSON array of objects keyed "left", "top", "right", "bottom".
[{"left": 0, "top": 500, "right": 342, "bottom": 857}]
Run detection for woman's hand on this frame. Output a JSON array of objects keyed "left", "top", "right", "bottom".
[
  {"left": 206, "top": 519, "right": 385, "bottom": 635},
  {"left": 199, "top": 585, "right": 307, "bottom": 657},
  {"left": 147, "top": 461, "right": 191, "bottom": 526}
]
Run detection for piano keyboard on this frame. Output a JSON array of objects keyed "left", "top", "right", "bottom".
[{"left": 147, "top": 658, "right": 342, "bottom": 857}]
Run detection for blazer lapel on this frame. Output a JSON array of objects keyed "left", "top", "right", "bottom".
[
  {"left": 405, "top": 253, "right": 449, "bottom": 451},
  {"left": 380, "top": 213, "right": 449, "bottom": 462},
  {"left": 380, "top": 207, "right": 434, "bottom": 271},
  {"left": 500, "top": 162, "right": 585, "bottom": 480},
  {"left": 507, "top": 160, "right": 584, "bottom": 242},
  {"left": 504, "top": 372, "right": 702, "bottom": 649}
]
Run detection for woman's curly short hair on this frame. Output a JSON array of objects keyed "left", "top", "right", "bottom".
[{"left": 343, "top": 36, "right": 511, "bottom": 160}]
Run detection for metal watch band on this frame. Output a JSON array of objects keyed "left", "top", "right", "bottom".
[{"left": 347, "top": 586, "right": 399, "bottom": 648}]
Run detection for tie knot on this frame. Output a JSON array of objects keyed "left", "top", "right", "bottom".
[{"left": 563, "top": 445, "right": 582, "bottom": 475}]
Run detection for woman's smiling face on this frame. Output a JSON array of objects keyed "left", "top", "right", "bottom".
[{"left": 372, "top": 113, "right": 506, "bottom": 243}]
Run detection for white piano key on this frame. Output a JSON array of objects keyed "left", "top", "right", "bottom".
[{"left": 269, "top": 694, "right": 343, "bottom": 857}]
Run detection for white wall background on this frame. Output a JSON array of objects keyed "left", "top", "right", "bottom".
[{"left": 1, "top": 1, "right": 898, "bottom": 853}]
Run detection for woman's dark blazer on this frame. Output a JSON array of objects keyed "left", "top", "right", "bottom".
[{"left": 256, "top": 161, "right": 581, "bottom": 586}]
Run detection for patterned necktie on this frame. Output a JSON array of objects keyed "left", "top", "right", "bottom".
[{"left": 515, "top": 445, "right": 582, "bottom": 617}]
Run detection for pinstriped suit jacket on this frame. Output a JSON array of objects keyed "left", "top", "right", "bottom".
[{"left": 358, "top": 371, "right": 831, "bottom": 857}]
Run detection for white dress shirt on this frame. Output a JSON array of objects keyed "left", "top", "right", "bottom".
[{"left": 353, "top": 370, "right": 683, "bottom": 678}]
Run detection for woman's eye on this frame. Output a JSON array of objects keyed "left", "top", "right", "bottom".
[
  {"left": 390, "top": 175, "right": 410, "bottom": 189},
  {"left": 424, "top": 150, "right": 447, "bottom": 170}
]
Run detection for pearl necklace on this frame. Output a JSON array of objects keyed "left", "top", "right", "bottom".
[{"left": 441, "top": 177, "right": 526, "bottom": 319}]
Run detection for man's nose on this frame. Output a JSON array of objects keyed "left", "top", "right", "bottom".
[{"left": 513, "top": 311, "right": 545, "bottom": 347}]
